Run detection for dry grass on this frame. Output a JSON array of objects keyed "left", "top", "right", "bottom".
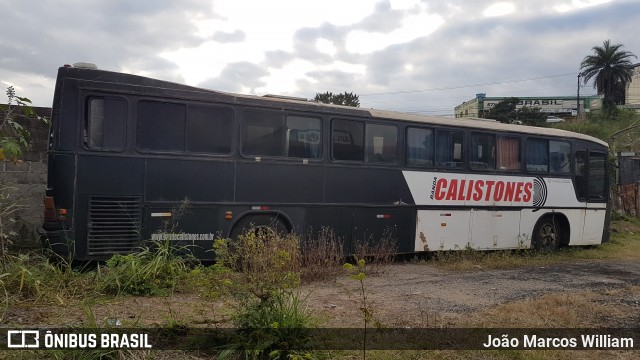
[
  {"left": 460, "top": 287, "right": 638, "bottom": 328},
  {"left": 300, "top": 227, "right": 344, "bottom": 282},
  {"left": 427, "top": 217, "right": 640, "bottom": 271},
  {"left": 352, "top": 227, "right": 399, "bottom": 276}
]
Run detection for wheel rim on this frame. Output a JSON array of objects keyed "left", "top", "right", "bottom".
[{"left": 539, "top": 223, "right": 557, "bottom": 249}]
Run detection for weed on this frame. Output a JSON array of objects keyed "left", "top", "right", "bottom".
[
  {"left": 214, "top": 229, "right": 319, "bottom": 359},
  {"left": 214, "top": 229, "right": 301, "bottom": 301},
  {"left": 300, "top": 227, "right": 344, "bottom": 282},
  {"left": 353, "top": 227, "right": 398, "bottom": 276},
  {"left": 344, "top": 258, "right": 381, "bottom": 360},
  {"left": 97, "top": 239, "right": 190, "bottom": 296}
]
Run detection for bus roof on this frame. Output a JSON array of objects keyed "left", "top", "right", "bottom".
[{"left": 59, "top": 65, "right": 609, "bottom": 148}]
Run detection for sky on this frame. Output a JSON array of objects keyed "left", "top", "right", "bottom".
[{"left": 1, "top": 0, "right": 639, "bottom": 116}]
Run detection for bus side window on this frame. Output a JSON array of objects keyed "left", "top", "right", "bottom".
[
  {"left": 242, "top": 110, "right": 286, "bottom": 157},
  {"left": 332, "top": 119, "right": 364, "bottom": 161},
  {"left": 435, "top": 130, "right": 463, "bottom": 168},
  {"left": 496, "top": 136, "right": 520, "bottom": 171},
  {"left": 550, "top": 141, "right": 571, "bottom": 174},
  {"left": 366, "top": 124, "right": 397, "bottom": 163},
  {"left": 137, "top": 101, "right": 186, "bottom": 152},
  {"left": 470, "top": 133, "right": 495, "bottom": 170},
  {"left": 526, "top": 138, "right": 548, "bottom": 172},
  {"left": 85, "top": 97, "right": 126, "bottom": 151},
  {"left": 406, "top": 127, "right": 434, "bottom": 167},
  {"left": 286, "top": 116, "right": 321, "bottom": 159},
  {"left": 187, "top": 105, "right": 233, "bottom": 154}
]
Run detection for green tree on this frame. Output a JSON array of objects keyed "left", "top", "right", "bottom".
[
  {"left": 0, "top": 86, "right": 46, "bottom": 161},
  {"left": 515, "top": 106, "right": 546, "bottom": 126},
  {"left": 580, "top": 39, "right": 637, "bottom": 111},
  {"left": 313, "top": 91, "right": 360, "bottom": 107},
  {"left": 485, "top": 97, "right": 546, "bottom": 126},
  {"left": 485, "top": 97, "right": 519, "bottom": 123}
]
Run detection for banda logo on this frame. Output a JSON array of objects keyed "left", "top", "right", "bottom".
[{"left": 431, "top": 178, "right": 533, "bottom": 203}]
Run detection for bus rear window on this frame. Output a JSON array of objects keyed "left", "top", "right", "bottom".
[{"left": 85, "top": 97, "right": 126, "bottom": 150}]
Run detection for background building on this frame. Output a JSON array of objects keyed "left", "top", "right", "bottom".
[
  {"left": 624, "top": 63, "right": 640, "bottom": 110},
  {"left": 454, "top": 93, "right": 601, "bottom": 119}
]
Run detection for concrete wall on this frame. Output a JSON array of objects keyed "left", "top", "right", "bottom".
[
  {"left": 2, "top": 107, "right": 50, "bottom": 247},
  {"left": 626, "top": 65, "right": 640, "bottom": 106}
]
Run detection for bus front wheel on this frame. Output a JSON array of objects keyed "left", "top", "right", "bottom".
[{"left": 532, "top": 216, "right": 561, "bottom": 252}]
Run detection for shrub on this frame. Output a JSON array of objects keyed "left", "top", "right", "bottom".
[
  {"left": 97, "top": 240, "right": 190, "bottom": 296},
  {"left": 214, "top": 230, "right": 319, "bottom": 359}
]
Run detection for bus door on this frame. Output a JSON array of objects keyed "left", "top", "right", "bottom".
[{"left": 575, "top": 150, "right": 608, "bottom": 244}]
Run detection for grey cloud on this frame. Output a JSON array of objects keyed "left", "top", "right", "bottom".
[
  {"left": 198, "top": 62, "right": 268, "bottom": 93},
  {"left": 212, "top": 30, "right": 246, "bottom": 43},
  {"left": 0, "top": 0, "right": 214, "bottom": 80}
]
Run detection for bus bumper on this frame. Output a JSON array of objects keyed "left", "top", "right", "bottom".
[{"left": 37, "top": 226, "right": 73, "bottom": 259}]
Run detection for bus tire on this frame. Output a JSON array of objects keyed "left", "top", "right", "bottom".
[
  {"left": 230, "top": 214, "right": 289, "bottom": 239},
  {"left": 532, "top": 216, "right": 561, "bottom": 252}
]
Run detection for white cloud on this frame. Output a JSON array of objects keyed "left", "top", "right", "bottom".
[
  {"left": 346, "top": 13, "right": 444, "bottom": 54},
  {"left": 483, "top": 2, "right": 516, "bottom": 17},
  {"left": 316, "top": 38, "right": 337, "bottom": 56},
  {"left": 554, "top": 0, "right": 613, "bottom": 13}
]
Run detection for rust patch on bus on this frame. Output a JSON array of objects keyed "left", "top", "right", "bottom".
[{"left": 419, "top": 232, "right": 429, "bottom": 251}]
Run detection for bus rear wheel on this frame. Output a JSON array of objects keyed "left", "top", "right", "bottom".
[
  {"left": 532, "top": 216, "right": 561, "bottom": 252},
  {"left": 230, "top": 214, "right": 289, "bottom": 239}
]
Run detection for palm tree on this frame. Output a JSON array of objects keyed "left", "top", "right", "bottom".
[{"left": 580, "top": 39, "right": 637, "bottom": 110}]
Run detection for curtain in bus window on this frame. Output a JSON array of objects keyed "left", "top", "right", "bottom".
[
  {"left": 366, "top": 124, "right": 397, "bottom": 163},
  {"left": 242, "top": 110, "right": 285, "bottom": 157},
  {"left": 470, "top": 133, "right": 495, "bottom": 170},
  {"left": 332, "top": 119, "right": 364, "bottom": 161},
  {"left": 187, "top": 105, "right": 232, "bottom": 154},
  {"left": 435, "top": 130, "right": 463, "bottom": 168},
  {"left": 588, "top": 152, "right": 606, "bottom": 200},
  {"left": 406, "top": 127, "right": 434, "bottom": 167},
  {"left": 526, "top": 139, "right": 548, "bottom": 172},
  {"left": 549, "top": 141, "right": 571, "bottom": 174},
  {"left": 137, "top": 101, "right": 185, "bottom": 152},
  {"left": 496, "top": 137, "right": 520, "bottom": 171},
  {"left": 286, "top": 116, "right": 321, "bottom": 159}
]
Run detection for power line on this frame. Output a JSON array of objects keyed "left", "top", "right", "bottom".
[{"left": 360, "top": 72, "right": 577, "bottom": 96}]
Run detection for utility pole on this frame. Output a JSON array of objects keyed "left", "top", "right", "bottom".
[{"left": 577, "top": 72, "right": 581, "bottom": 117}]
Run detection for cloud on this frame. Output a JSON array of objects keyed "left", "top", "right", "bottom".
[
  {"left": 198, "top": 62, "right": 269, "bottom": 93},
  {"left": 212, "top": 30, "right": 246, "bottom": 43},
  {"left": 2, "top": 0, "right": 639, "bottom": 115}
]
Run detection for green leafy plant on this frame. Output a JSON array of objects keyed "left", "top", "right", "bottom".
[
  {"left": 214, "top": 229, "right": 318, "bottom": 359},
  {"left": 343, "top": 257, "right": 380, "bottom": 360},
  {"left": 0, "top": 86, "right": 47, "bottom": 161},
  {"left": 97, "top": 239, "right": 190, "bottom": 296}
]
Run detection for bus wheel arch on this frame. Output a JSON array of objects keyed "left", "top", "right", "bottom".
[
  {"left": 532, "top": 212, "right": 570, "bottom": 251},
  {"left": 228, "top": 211, "right": 292, "bottom": 239}
]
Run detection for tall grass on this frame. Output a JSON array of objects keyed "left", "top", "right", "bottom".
[
  {"left": 97, "top": 239, "right": 191, "bottom": 296},
  {"left": 214, "top": 229, "right": 319, "bottom": 359}
]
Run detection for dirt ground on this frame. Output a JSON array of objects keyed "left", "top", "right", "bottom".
[
  {"left": 6, "top": 259, "right": 640, "bottom": 330},
  {"left": 305, "top": 260, "right": 640, "bottom": 328}
]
